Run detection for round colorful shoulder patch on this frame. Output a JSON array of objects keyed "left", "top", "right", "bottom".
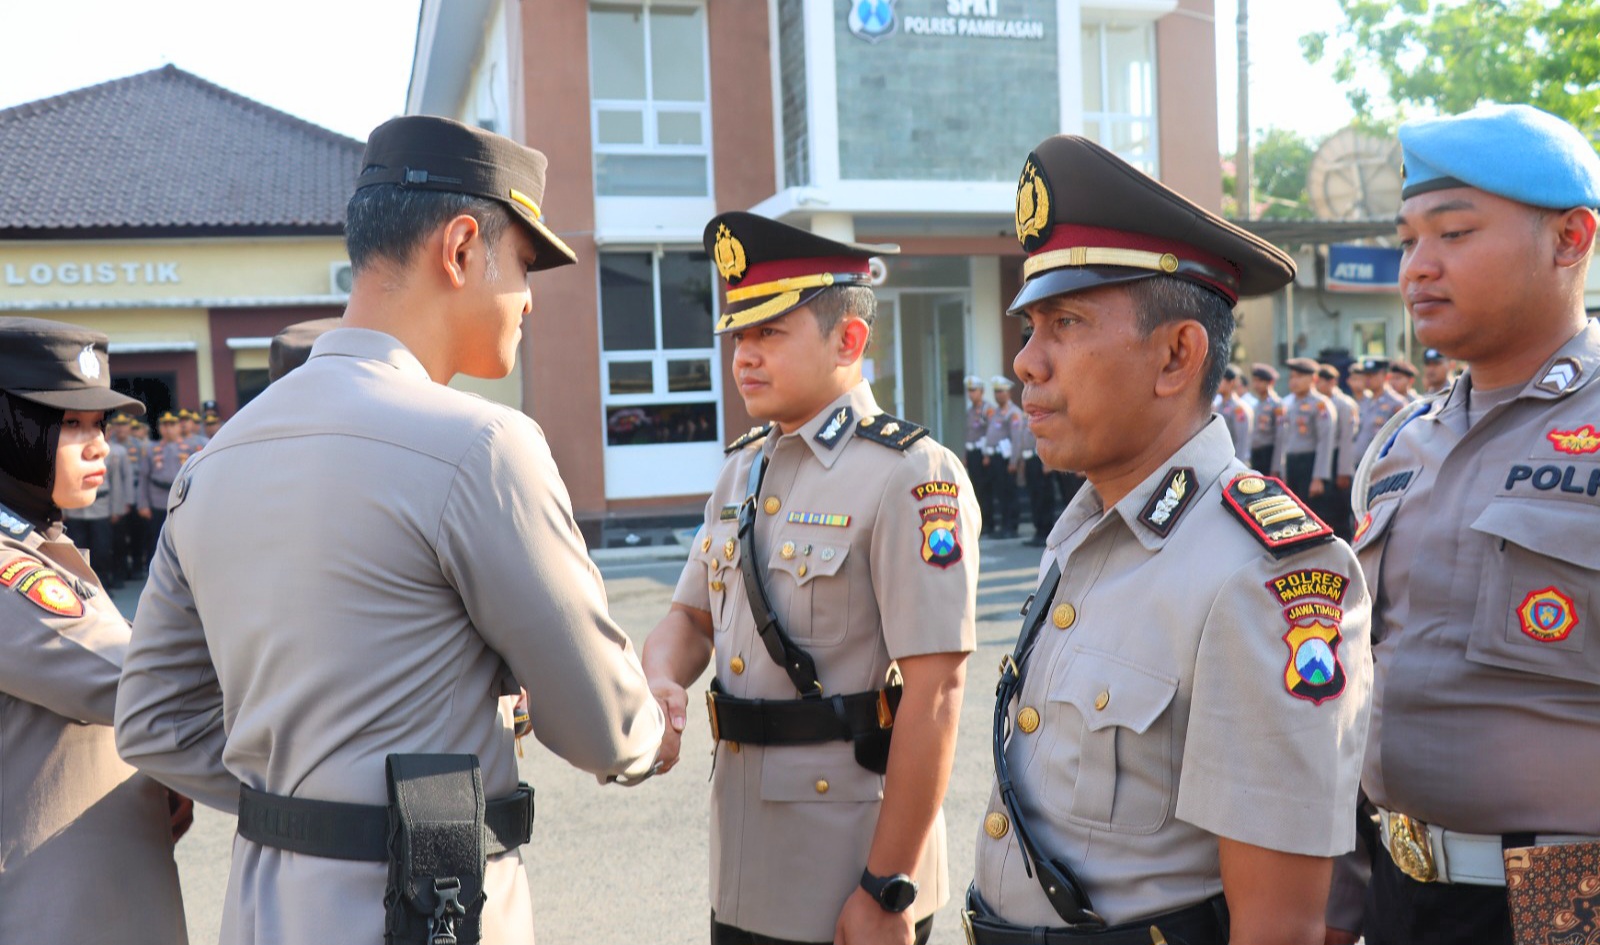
[
  {"left": 1518, "top": 587, "right": 1577, "bottom": 643},
  {"left": 3, "top": 559, "right": 84, "bottom": 619}
]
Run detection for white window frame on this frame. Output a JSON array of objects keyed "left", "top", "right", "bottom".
[
  {"left": 1080, "top": 18, "right": 1159, "bottom": 176},
  {"left": 587, "top": 0, "right": 715, "bottom": 198},
  {"left": 597, "top": 246, "right": 722, "bottom": 426}
]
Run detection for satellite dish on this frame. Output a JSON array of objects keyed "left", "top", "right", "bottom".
[{"left": 1307, "top": 127, "right": 1404, "bottom": 220}]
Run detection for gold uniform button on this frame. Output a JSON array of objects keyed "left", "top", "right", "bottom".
[
  {"left": 781, "top": 541, "right": 796, "bottom": 559},
  {"left": 1095, "top": 690, "right": 1110, "bottom": 711},
  {"left": 763, "top": 496, "right": 781, "bottom": 515},
  {"left": 723, "top": 539, "right": 736, "bottom": 560},
  {"left": 1052, "top": 603, "right": 1076, "bottom": 629},
  {"left": 984, "top": 811, "right": 1010, "bottom": 839},
  {"left": 1237, "top": 476, "right": 1267, "bottom": 495},
  {"left": 815, "top": 779, "right": 829, "bottom": 794},
  {"left": 701, "top": 537, "right": 711, "bottom": 553},
  {"left": 730, "top": 655, "right": 745, "bottom": 675},
  {"left": 1017, "top": 707, "right": 1040, "bottom": 734},
  {"left": 710, "top": 580, "right": 725, "bottom": 592}
]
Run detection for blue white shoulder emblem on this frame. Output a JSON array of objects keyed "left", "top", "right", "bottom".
[{"left": 0, "top": 501, "right": 32, "bottom": 541}]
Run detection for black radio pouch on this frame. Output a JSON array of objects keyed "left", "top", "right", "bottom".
[
  {"left": 383, "top": 754, "right": 487, "bottom": 945},
  {"left": 852, "top": 675, "right": 904, "bottom": 775}
]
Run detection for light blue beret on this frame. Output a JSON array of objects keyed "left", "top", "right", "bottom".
[{"left": 1399, "top": 104, "right": 1600, "bottom": 209}]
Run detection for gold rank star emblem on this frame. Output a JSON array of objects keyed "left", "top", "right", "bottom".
[{"left": 712, "top": 223, "right": 748, "bottom": 284}]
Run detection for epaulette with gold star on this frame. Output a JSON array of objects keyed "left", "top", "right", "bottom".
[
  {"left": 724, "top": 423, "right": 773, "bottom": 454},
  {"left": 1221, "top": 473, "right": 1335, "bottom": 558},
  {"left": 854, "top": 414, "right": 928, "bottom": 451}
]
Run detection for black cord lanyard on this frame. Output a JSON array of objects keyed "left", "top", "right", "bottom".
[
  {"left": 992, "top": 561, "right": 1106, "bottom": 928},
  {"left": 737, "top": 451, "right": 823, "bottom": 698}
]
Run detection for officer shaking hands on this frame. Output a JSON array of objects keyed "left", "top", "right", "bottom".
[
  {"left": 1337, "top": 104, "right": 1600, "bottom": 945},
  {"left": 967, "top": 135, "right": 1372, "bottom": 945},
  {"left": 114, "top": 116, "right": 664, "bottom": 944},
  {"left": 643, "top": 212, "right": 979, "bottom": 945}
]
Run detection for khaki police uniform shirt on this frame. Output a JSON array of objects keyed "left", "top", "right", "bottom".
[
  {"left": 974, "top": 417, "right": 1372, "bottom": 926},
  {"left": 967, "top": 400, "right": 995, "bottom": 452},
  {"left": 1273, "top": 391, "right": 1336, "bottom": 482},
  {"left": 1251, "top": 391, "right": 1284, "bottom": 453},
  {"left": 1330, "top": 389, "right": 1360, "bottom": 478},
  {"left": 1354, "top": 322, "right": 1600, "bottom": 834},
  {"left": 1219, "top": 396, "right": 1253, "bottom": 465},
  {"left": 0, "top": 516, "right": 186, "bottom": 944},
  {"left": 138, "top": 438, "right": 193, "bottom": 511},
  {"left": 122, "top": 438, "right": 146, "bottom": 511},
  {"left": 115, "top": 329, "right": 664, "bottom": 945},
  {"left": 1351, "top": 388, "right": 1407, "bottom": 468},
  {"left": 671, "top": 382, "right": 979, "bottom": 941},
  {"left": 986, "top": 401, "right": 1025, "bottom": 460}
]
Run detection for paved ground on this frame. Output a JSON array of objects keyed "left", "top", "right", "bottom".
[{"left": 113, "top": 533, "right": 1047, "bottom": 945}]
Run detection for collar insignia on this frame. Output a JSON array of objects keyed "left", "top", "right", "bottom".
[
  {"left": 814, "top": 405, "right": 854, "bottom": 449},
  {"left": 1537, "top": 357, "right": 1582, "bottom": 395},
  {"left": 0, "top": 502, "right": 32, "bottom": 541},
  {"left": 1015, "top": 154, "right": 1054, "bottom": 253},
  {"left": 1139, "top": 466, "right": 1197, "bottom": 537},
  {"left": 713, "top": 223, "right": 748, "bottom": 285}
]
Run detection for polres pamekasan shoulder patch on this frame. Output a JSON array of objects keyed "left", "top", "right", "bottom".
[
  {"left": 1222, "top": 474, "right": 1335, "bottom": 558},
  {"left": 1138, "top": 467, "right": 1197, "bottom": 537},
  {"left": 1269, "top": 568, "right": 1349, "bottom": 705}
]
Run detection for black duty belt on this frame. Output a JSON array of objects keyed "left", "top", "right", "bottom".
[
  {"left": 237, "top": 782, "right": 534, "bottom": 862},
  {"left": 963, "top": 887, "right": 1228, "bottom": 945},
  {"left": 705, "top": 677, "right": 896, "bottom": 746}
]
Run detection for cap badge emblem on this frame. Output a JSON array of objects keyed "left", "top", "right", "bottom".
[
  {"left": 1015, "top": 156, "right": 1053, "bottom": 252},
  {"left": 713, "top": 224, "right": 748, "bottom": 285},
  {"left": 77, "top": 344, "right": 101, "bottom": 380}
]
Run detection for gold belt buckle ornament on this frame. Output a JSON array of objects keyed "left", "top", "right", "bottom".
[
  {"left": 705, "top": 690, "right": 721, "bottom": 743},
  {"left": 960, "top": 909, "right": 977, "bottom": 945},
  {"left": 1387, "top": 811, "right": 1438, "bottom": 882}
]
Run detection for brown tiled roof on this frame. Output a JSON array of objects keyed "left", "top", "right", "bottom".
[{"left": 0, "top": 66, "right": 365, "bottom": 236}]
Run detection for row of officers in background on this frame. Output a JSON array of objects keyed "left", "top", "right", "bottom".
[
  {"left": 963, "top": 374, "right": 1084, "bottom": 545},
  {"left": 61, "top": 406, "right": 221, "bottom": 589}
]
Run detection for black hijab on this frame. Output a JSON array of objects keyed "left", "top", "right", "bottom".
[{"left": 0, "top": 390, "right": 64, "bottom": 535}]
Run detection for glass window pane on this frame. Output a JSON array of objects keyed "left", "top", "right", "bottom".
[
  {"left": 649, "top": 7, "right": 706, "bottom": 102},
  {"left": 659, "top": 252, "right": 715, "bottom": 349},
  {"left": 607, "top": 402, "right": 718, "bottom": 445},
  {"left": 608, "top": 360, "right": 654, "bottom": 395},
  {"left": 1080, "top": 26, "right": 1103, "bottom": 111},
  {"left": 1104, "top": 24, "right": 1153, "bottom": 117},
  {"left": 667, "top": 358, "right": 712, "bottom": 393},
  {"left": 656, "top": 110, "right": 702, "bottom": 146},
  {"left": 590, "top": 5, "right": 647, "bottom": 100},
  {"left": 876, "top": 255, "right": 970, "bottom": 289},
  {"left": 599, "top": 252, "right": 658, "bottom": 351},
  {"left": 597, "top": 109, "right": 645, "bottom": 145},
  {"left": 595, "top": 153, "right": 709, "bottom": 197}
]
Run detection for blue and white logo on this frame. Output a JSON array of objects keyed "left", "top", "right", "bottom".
[{"left": 847, "top": 0, "right": 896, "bottom": 44}]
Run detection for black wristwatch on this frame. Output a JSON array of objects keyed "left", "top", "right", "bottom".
[{"left": 860, "top": 868, "right": 918, "bottom": 913}]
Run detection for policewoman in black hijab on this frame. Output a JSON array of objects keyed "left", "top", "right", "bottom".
[{"left": 0, "top": 316, "right": 188, "bottom": 944}]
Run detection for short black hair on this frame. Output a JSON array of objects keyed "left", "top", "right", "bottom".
[
  {"left": 807, "top": 285, "right": 877, "bottom": 338},
  {"left": 1124, "top": 277, "right": 1235, "bottom": 402},
  {"left": 345, "top": 183, "right": 512, "bottom": 274}
]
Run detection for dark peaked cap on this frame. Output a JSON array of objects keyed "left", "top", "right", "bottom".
[
  {"left": 355, "top": 116, "right": 578, "bottom": 271},
  {"left": 0, "top": 317, "right": 145, "bottom": 415},
  {"left": 1009, "top": 135, "right": 1294, "bottom": 313}
]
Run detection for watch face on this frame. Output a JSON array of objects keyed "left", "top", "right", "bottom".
[{"left": 881, "top": 877, "right": 917, "bottom": 913}]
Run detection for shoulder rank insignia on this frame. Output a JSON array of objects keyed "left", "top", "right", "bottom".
[
  {"left": 814, "top": 405, "right": 854, "bottom": 449},
  {"left": 855, "top": 414, "right": 928, "bottom": 451},
  {"left": 1222, "top": 474, "right": 1334, "bottom": 558},
  {"left": 0, "top": 501, "right": 32, "bottom": 541},
  {"left": 1138, "top": 466, "right": 1197, "bottom": 537},
  {"left": 725, "top": 423, "right": 773, "bottom": 454}
]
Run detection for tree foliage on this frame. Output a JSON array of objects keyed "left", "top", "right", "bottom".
[
  {"left": 1224, "top": 128, "right": 1318, "bottom": 220},
  {"left": 1303, "top": 0, "right": 1600, "bottom": 137}
]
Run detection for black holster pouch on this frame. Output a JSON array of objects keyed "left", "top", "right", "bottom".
[
  {"left": 852, "top": 678, "right": 903, "bottom": 775},
  {"left": 383, "top": 754, "right": 487, "bottom": 945}
]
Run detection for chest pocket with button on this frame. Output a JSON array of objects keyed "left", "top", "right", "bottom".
[
  {"left": 1467, "top": 499, "right": 1600, "bottom": 684},
  {"left": 766, "top": 537, "right": 851, "bottom": 647},
  {"left": 1044, "top": 645, "right": 1179, "bottom": 834}
]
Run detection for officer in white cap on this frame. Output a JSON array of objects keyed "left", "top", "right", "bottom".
[
  {"left": 983, "top": 375, "right": 1023, "bottom": 538},
  {"left": 964, "top": 374, "right": 996, "bottom": 527}
]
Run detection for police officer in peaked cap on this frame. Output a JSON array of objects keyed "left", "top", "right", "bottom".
[
  {"left": 1334, "top": 103, "right": 1600, "bottom": 945},
  {"left": 967, "top": 135, "right": 1372, "bottom": 944},
  {"left": 114, "top": 115, "right": 665, "bottom": 945},
  {"left": 643, "top": 210, "right": 979, "bottom": 944}
]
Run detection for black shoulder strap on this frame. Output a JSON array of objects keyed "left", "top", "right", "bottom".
[
  {"left": 737, "top": 453, "right": 823, "bottom": 698},
  {"left": 854, "top": 414, "right": 928, "bottom": 451},
  {"left": 993, "top": 562, "right": 1107, "bottom": 929}
]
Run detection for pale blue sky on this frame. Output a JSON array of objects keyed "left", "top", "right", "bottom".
[{"left": 0, "top": 1, "right": 1362, "bottom": 149}]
